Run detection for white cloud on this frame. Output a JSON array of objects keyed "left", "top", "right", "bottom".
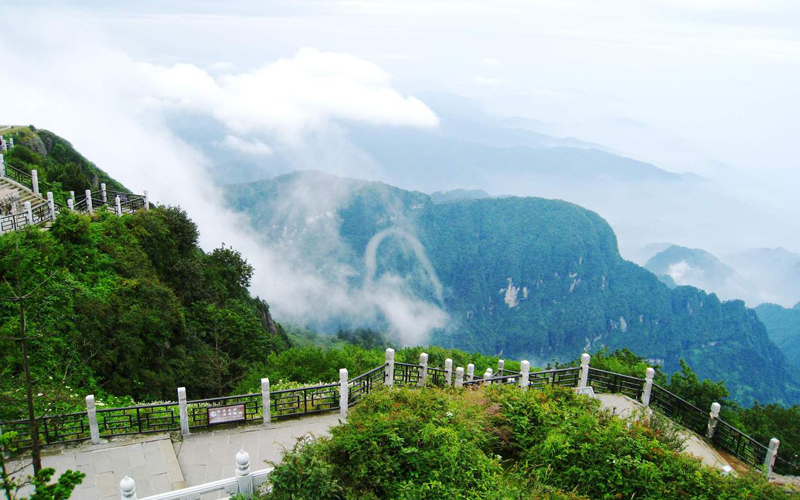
[
  {"left": 480, "top": 57, "right": 503, "bottom": 67},
  {"left": 0, "top": 10, "right": 446, "bottom": 344},
  {"left": 220, "top": 135, "right": 273, "bottom": 156},
  {"left": 473, "top": 76, "right": 504, "bottom": 86},
  {"left": 137, "top": 48, "right": 439, "bottom": 145}
]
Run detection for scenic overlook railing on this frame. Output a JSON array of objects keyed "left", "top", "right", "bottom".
[{"left": 2, "top": 351, "right": 797, "bottom": 477}]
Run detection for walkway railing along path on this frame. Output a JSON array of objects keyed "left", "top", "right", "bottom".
[
  {"left": 2, "top": 350, "right": 795, "bottom": 486},
  {"left": 0, "top": 152, "right": 149, "bottom": 234}
]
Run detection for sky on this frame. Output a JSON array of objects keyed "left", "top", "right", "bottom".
[{"left": 1, "top": 0, "right": 799, "bottom": 325}]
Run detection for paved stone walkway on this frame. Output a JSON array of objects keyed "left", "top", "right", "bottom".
[
  {"left": 176, "top": 414, "right": 342, "bottom": 489},
  {"left": 9, "top": 434, "right": 184, "bottom": 500},
  {"left": 7, "top": 413, "right": 343, "bottom": 500},
  {"left": 596, "top": 393, "right": 732, "bottom": 470}
]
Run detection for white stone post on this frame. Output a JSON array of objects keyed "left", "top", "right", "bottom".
[
  {"left": 67, "top": 199, "right": 74, "bottom": 210},
  {"left": 178, "top": 387, "right": 190, "bottom": 435},
  {"left": 467, "top": 363, "right": 475, "bottom": 382},
  {"left": 497, "top": 359, "right": 504, "bottom": 376},
  {"left": 385, "top": 348, "right": 395, "bottom": 388},
  {"left": 339, "top": 369, "right": 349, "bottom": 416},
  {"left": 418, "top": 353, "right": 428, "bottom": 387},
  {"left": 261, "top": 378, "right": 270, "bottom": 426},
  {"left": 445, "top": 358, "right": 453, "bottom": 386},
  {"left": 69, "top": 191, "right": 75, "bottom": 203},
  {"left": 764, "top": 438, "right": 780, "bottom": 477},
  {"left": 101, "top": 183, "right": 107, "bottom": 203},
  {"left": 8, "top": 138, "right": 13, "bottom": 148},
  {"left": 119, "top": 476, "right": 137, "bottom": 500},
  {"left": 31, "top": 170, "right": 39, "bottom": 195},
  {"left": 24, "top": 201, "right": 32, "bottom": 225},
  {"left": 235, "top": 449, "right": 253, "bottom": 498},
  {"left": 642, "top": 367, "right": 655, "bottom": 406},
  {"left": 455, "top": 367, "right": 464, "bottom": 388},
  {"left": 86, "top": 189, "right": 93, "bottom": 213},
  {"left": 86, "top": 395, "right": 101, "bottom": 445},
  {"left": 47, "top": 192, "right": 55, "bottom": 220},
  {"left": 144, "top": 190, "right": 150, "bottom": 210},
  {"left": 579, "top": 353, "right": 591, "bottom": 388},
  {"left": 0, "top": 154, "right": 4, "bottom": 177},
  {"left": 482, "top": 368, "right": 493, "bottom": 386},
  {"left": 520, "top": 360, "right": 530, "bottom": 388},
  {"left": 115, "top": 195, "right": 122, "bottom": 216},
  {"left": 706, "top": 402, "right": 721, "bottom": 439}
]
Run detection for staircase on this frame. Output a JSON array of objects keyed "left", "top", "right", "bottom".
[{"left": 0, "top": 176, "right": 46, "bottom": 211}]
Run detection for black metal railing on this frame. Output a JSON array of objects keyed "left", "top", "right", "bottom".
[
  {"left": 349, "top": 364, "right": 387, "bottom": 406},
  {"left": 0, "top": 213, "right": 28, "bottom": 232},
  {"left": 649, "top": 384, "right": 708, "bottom": 436},
  {"left": 97, "top": 403, "right": 181, "bottom": 437},
  {"left": 2, "top": 360, "right": 796, "bottom": 478},
  {"left": 187, "top": 393, "right": 263, "bottom": 428},
  {"left": 712, "top": 418, "right": 768, "bottom": 469},
  {"left": 393, "top": 362, "right": 422, "bottom": 386},
  {"left": 428, "top": 367, "right": 447, "bottom": 387},
  {"left": 529, "top": 367, "right": 581, "bottom": 389},
  {"left": 272, "top": 383, "right": 339, "bottom": 418},
  {"left": 588, "top": 368, "right": 645, "bottom": 401},
  {"left": 4, "top": 165, "right": 34, "bottom": 191}
]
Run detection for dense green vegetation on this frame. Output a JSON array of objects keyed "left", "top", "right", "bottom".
[
  {"left": 225, "top": 171, "right": 800, "bottom": 406},
  {"left": 265, "top": 385, "right": 791, "bottom": 499},
  {"left": 756, "top": 303, "right": 800, "bottom": 370},
  {"left": 2, "top": 127, "right": 126, "bottom": 203},
  {"left": 0, "top": 207, "right": 289, "bottom": 420}
]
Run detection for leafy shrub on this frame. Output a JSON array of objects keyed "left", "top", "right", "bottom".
[{"left": 266, "top": 386, "right": 793, "bottom": 500}]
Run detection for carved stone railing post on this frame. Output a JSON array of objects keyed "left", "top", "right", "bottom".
[
  {"left": 764, "top": 438, "right": 780, "bottom": 477},
  {"left": 418, "top": 353, "right": 428, "bottom": 387},
  {"left": 467, "top": 363, "right": 475, "bottom": 382},
  {"left": 444, "top": 358, "right": 453, "bottom": 386},
  {"left": 0, "top": 153, "right": 5, "bottom": 177},
  {"left": 24, "top": 201, "right": 32, "bottom": 225},
  {"left": 86, "top": 189, "right": 93, "bottom": 214},
  {"left": 115, "top": 195, "right": 122, "bottom": 216},
  {"left": 86, "top": 395, "right": 101, "bottom": 445},
  {"left": 101, "top": 183, "right": 107, "bottom": 203},
  {"left": 235, "top": 449, "right": 253, "bottom": 498},
  {"left": 706, "top": 402, "right": 721, "bottom": 439},
  {"left": 31, "top": 170, "right": 39, "bottom": 195},
  {"left": 520, "top": 360, "right": 530, "bottom": 388},
  {"left": 497, "top": 359, "right": 504, "bottom": 376},
  {"left": 119, "top": 476, "right": 136, "bottom": 500},
  {"left": 261, "top": 378, "right": 270, "bottom": 426},
  {"left": 579, "top": 353, "right": 591, "bottom": 388},
  {"left": 67, "top": 199, "right": 74, "bottom": 210},
  {"left": 455, "top": 367, "right": 464, "bottom": 388},
  {"left": 144, "top": 190, "right": 150, "bottom": 210},
  {"left": 47, "top": 192, "right": 55, "bottom": 221},
  {"left": 339, "top": 369, "right": 349, "bottom": 416},
  {"left": 385, "top": 348, "right": 395, "bottom": 388},
  {"left": 642, "top": 367, "right": 655, "bottom": 406},
  {"left": 482, "top": 368, "right": 493, "bottom": 385},
  {"left": 178, "top": 387, "right": 190, "bottom": 435}
]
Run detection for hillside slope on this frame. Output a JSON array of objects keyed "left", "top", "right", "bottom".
[
  {"left": 755, "top": 302, "right": 800, "bottom": 370},
  {"left": 226, "top": 171, "right": 799, "bottom": 405}
]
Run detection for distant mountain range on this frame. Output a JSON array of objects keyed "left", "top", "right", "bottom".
[
  {"left": 755, "top": 302, "right": 800, "bottom": 370},
  {"left": 226, "top": 171, "right": 800, "bottom": 406},
  {"left": 641, "top": 244, "right": 800, "bottom": 308}
]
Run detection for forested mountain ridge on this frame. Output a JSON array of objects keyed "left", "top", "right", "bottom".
[
  {"left": 0, "top": 206, "right": 290, "bottom": 420},
  {"left": 2, "top": 125, "right": 126, "bottom": 194},
  {"left": 226, "top": 171, "right": 800, "bottom": 405},
  {"left": 755, "top": 302, "right": 800, "bottom": 370}
]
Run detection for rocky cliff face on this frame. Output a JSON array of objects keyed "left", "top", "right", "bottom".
[{"left": 226, "top": 171, "right": 800, "bottom": 405}]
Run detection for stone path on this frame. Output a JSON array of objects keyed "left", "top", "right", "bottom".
[
  {"left": 596, "top": 393, "right": 732, "bottom": 470},
  {"left": 176, "top": 414, "right": 342, "bottom": 489},
  {"left": 9, "top": 434, "right": 184, "bottom": 500},
  {"left": 7, "top": 413, "right": 343, "bottom": 500}
]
